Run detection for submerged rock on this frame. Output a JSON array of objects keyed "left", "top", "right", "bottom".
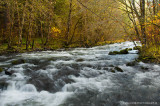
[
  {"left": 76, "top": 58, "right": 84, "bottom": 62},
  {"left": 111, "top": 70, "right": 115, "bottom": 73},
  {"left": 109, "top": 65, "right": 114, "bottom": 67},
  {"left": 126, "top": 61, "right": 136, "bottom": 66},
  {"left": 114, "top": 67, "right": 123, "bottom": 72},
  {"left": 5, "top": 70, "right": 12, "bottom": 76},
  {"left": 11, "top": 59, "right": 25, "bottom": 65},
  {"left": 0, "top": 68, "right": 3, "bottom": 73},
  {"left": 141, "top": 66, "right": 149, "bottom": 70},
  {"left": 103, "top": 67, "right": 109, "bottom": 70},
  {"left": 108, "top": 51, "right": 119, "bottom": 55}
]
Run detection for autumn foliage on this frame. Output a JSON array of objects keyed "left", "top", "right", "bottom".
[{"left": 146, "top": 12, "right": 160, "bottom": 46}]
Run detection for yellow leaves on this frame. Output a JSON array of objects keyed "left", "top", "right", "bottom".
[
  {"left": 51, "top": 27, "right": 61, "bottom": 38},
  {"left": 152, "top": 20, "right": 157, "bottom": 24},
  {"left": 154, "top": 15, "right": 158, "bottom": 18},
  {"left": 52, "top": 27, "right": 61, "bottom": 33}
]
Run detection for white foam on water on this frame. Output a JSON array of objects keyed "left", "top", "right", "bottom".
[
  {"left": 2, "top": 41, "right": 160, "bottom": 106},
  {"left": 133, "top": 71, "right": 159, "bottom": 86},
  {"left": 0, "top": 90, "right": 37, "bottom": 106},
  {"left": 36, "top": 91, "right": 74, "bottom": 106},
  {"left": 0, "top": 83, "right": 74, "bottom": 106},
  {"left": 20, "top": 84, "right": 37, "bottom": 92},
  {"left": 153, "top": 65, "right": 160, "bottom": 71},
  {"left": 12, "top": 73, "right": 26, "bottom": 80},
  {"left": 119, "top": 65, "right": 136, "bottom": 73},
  {"left": 62, "top": 72, "right": 115, "bottom": 93},
  {"left": 128, "top": 50, "right": 138, "bottom": 54},
  {"left": 21, "top": 51, "right": 72, "bottom": 59},
  {"left": 51, "top": 60, "right": 75, "bottom": 65}
]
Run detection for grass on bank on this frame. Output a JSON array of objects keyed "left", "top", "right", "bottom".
[{"left": 138, "top": 45, "right": 160, "bottom": 63}]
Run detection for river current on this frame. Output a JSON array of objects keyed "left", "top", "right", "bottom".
[{"left": 0, "top": 41, "right": 160, "bottom": 106}]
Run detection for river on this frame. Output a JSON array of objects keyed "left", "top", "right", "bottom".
[{"left": 0, "top": 41, "right": 160, "bottom": 106}]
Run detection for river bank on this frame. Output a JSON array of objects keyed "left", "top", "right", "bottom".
[
  {"left": 0, "top": 40, "right": 125, "bottom": 55},
  {"left": 1, "top": 40, "right": 160, "bottom": 65}
]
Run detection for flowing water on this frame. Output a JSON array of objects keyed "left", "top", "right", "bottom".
[{"left": 0, "top": 42, "right": 160, "bottom": 106}]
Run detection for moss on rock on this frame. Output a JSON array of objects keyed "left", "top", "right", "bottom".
[
  {"left": 133, "top": 46, "right": 141, "bottom": 50},
  {"left": 108, "top": 51, "right": 119, "bottom": 55},
  {"left": 128, "top": 48, "right": 132, "bottom": 51},
  {"left": 109, "top": 48, "right": 128, "bottom": 55},
  {"left": 119, "top": 48, "right": 128, "bottom": 54}
]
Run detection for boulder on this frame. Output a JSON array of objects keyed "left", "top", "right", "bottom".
[
  {"left": 5, "top": 70, "right": 12, "bottom": 76},
  {"left": 108, "top": 48, "right": 129, "bottom": 55},
  {"left": 11, "top": 59, "right": 25, "bottom": 65},
  {"left": 119, "top": 48, "right": 128, "bottom": 54}
]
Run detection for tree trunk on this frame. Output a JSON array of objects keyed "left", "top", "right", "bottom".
[
  {"left": 153, "top": 0, "right": 156, "bottom": 15},
  {"left": 44, "top": 21, "right": 51, "bottom": 46},
  {"left": 65, "top": 0, "right": 72, "bottom": 46},
  {"left": 17, "top": 1, "right": 27, "bottom": 46},
  {"left": 158, "top": 0, "right": 160, "bottom": 11},
  {"left": 140, "top": 0, "right": 146, "bottom": 46},
  {"left": 40, "top": 21, "right": 44, "bottom": 46}
]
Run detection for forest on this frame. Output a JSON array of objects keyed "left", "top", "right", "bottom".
[{"left": 0, "top": 0, "right": 160, "bottom": 61}]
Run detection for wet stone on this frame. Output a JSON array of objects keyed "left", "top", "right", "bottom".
[
  {"left": 119, "top": 49, "right": 128, "bottom": 54},
  {"left": 108, "top": 48, "right": 129, "bottom": 55},
  {"left": 126, "top": 61, "right": 136, "bottom": 66},
  {"left": 114, "top": 67, "right": 123, "bottom": 72}
]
